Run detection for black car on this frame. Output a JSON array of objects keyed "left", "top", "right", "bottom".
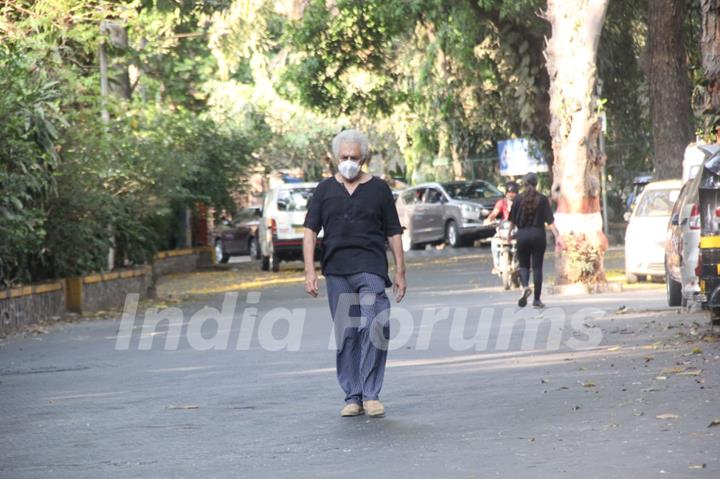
[{"left": 213, "top": 208, "right": 262, "bottom": 263}]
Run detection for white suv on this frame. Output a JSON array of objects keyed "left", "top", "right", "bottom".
[{"left": 258, "top": 182, "right": 320, "bottom": 272}]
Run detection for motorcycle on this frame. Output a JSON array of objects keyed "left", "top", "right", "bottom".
[{"left": 491, "top": 220, "right": 520, "bottom": 290}]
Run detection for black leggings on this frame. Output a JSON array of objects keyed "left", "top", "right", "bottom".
[{"left": 516, "top": 227, "right": 546, "bottom": 301}]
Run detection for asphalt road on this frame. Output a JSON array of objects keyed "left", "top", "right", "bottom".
[{"left": 1, "top": 247, "right": 719, "bottom": 478}]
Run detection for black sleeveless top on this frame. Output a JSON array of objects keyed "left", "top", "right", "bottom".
[{"left": 509, "top": 193, "right": 555, "bottom": 229}]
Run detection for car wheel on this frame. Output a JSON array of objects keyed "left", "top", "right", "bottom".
[
  {"left": 270, "top": 252, "right": 280, "bottom": 272},
  {"left": 215, "top": 240, "right": 229, "bottom": 264},
  {"left": 666, "top": 274, "right": 682, "bottom": 307},
  {"left": 249, "top": 237, "right": 260, "bottom": 260},
  {"left": 261, "top": 255, "right": 270, "bottom": 271},
  {"left": 625, "top": 272, "right": 638, "bottom": 284},
  {"left": 711, "top": 308, "right": 720, "bottom": 326},
  {"left": 446, "top": 220, "right": 461, "bottom": 248}
]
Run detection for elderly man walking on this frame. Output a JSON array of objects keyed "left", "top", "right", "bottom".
[{"left": 303, "top": 129, "right": 406, "bottom": 418}]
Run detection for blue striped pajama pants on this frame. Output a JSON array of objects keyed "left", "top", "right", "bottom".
[{"left": 325, "top": 272, "right": 391, "bottom": 405}]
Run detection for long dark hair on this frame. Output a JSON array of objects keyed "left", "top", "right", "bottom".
[{"left": 519, "top": 182, "right": 541, "bottom": 227}]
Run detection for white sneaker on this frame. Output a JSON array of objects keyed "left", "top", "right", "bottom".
[
  {"left": 340, "top": 403, "right": 364, "bottom": 417},
  {"left": 363, "top": 400, "right": 385, "bottom": 418}
]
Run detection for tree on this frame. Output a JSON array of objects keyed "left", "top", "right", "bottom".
[
  {"left": 545, "top": 0, "right": 610, "bottom": 286},
  {"left": 0, "top": 0, "right": 255, "bottom": 285},
  {"left": 597, "top": 0, "right": 653, "bottom": 201},
  {"left": 701, "top": 0, "right": 720, "bottom": 135},
  {"left": 282, "top": 0, "right": 551, "bottom": 182},
  {"left": 647, "top": 0, "right": 694, "bottom": 180}
]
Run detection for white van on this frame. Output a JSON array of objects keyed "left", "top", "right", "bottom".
[
  {"left": 683, "top": 143, "right": 720, "bottom": 183},
  {"left": 258, "top": 182, "right": 321, "bottom": 272}
]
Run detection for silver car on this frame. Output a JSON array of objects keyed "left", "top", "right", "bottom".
[
  {"left": 665, "top": 173, "right": 701, "bottom": 307},
  {"left": 396, "top": 181, "right": 502, "bottom": 250}
]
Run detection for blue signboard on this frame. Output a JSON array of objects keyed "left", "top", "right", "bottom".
[{"left": 497, "top": 138, "right": 549, "bottom": 177}]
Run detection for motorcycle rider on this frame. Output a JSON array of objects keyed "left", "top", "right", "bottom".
[{"left": 487, "top": 181, "right": 519, "bottom": 274}]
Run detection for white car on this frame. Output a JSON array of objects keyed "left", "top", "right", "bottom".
[
  {"left": 625, "top": 180, "right": 682, "bottom": 283},
  {"left": 258, "top": 182, "right": 320, "bottom": 272}
]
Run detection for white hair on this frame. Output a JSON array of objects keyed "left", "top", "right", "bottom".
[{"left": 331, "top": 129, "right": 370, "bottom": 161}]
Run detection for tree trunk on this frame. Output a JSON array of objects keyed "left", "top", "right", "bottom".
[
  {"left": 435, "top": 124, "right": 454, "bottom": 182},
  {"left": 647, "top": 0, "right": 693, "bottom": 180},
  {"left": 530, "top": 40, "right": 553, "bottom": 168},
  {"left": 701, "top": 0, "right": 720, "bottom": 135},
  {"left": 100, "top": 21, "right": 132, "bottom": 100},
  {"left": 546, "top": 0, "right": 610, "bottom": 286},
  {"left": 430, "top": 27, "right": 461, "bottom": 181}
]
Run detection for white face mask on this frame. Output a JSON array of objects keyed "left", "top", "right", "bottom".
[{"left": 338, "top": 159, "right": 361, "bottom": 180}]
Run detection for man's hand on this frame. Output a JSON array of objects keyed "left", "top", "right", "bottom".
[
  {"left": 305, "top": 269, "right": 319, "bottom": 297},
  {"left": 393, "top": 270, "right": 406, "bottom": 303},
  {"left": 555, "top": 235, "right": 566, "bottom": 253},
  {"left": 387, "top": 234, "right": 406, "bottom": 303},
  {"left": 303, "top": 228, "right": 319, "bottom": 297}
]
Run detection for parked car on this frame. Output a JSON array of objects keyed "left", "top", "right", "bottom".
[
  {"left": 624, "top": 174, "right": 653, "bottom": 221},
  {"left": 213, "top": 207, "right": 262, "bottom": 263},
  {"left": 395, "top": 180, "right": 502, "bottom": 251},
  {"left": 665, "top": 173, "right": 703, "bottom": 306},
  {"left": 258, "top": 182, "right": 320, "bottom": 272},
  {"left": 625, "top": 179, "right": 682, "bottom": 283},
  {"left": 696, "top": 150, "right": 720, "bottom": 324}
]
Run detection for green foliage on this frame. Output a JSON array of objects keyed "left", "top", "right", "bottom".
[
  {"left": 0, "top": 1, "right": 252, "bottom": 286},
  {"left": 282, "top": 0, "right": 416, "bottom": 117},
  {"left": 2, "top": 0, "right": 709, "bottom": 286},
  {"left": 0, "top": 43, "right": 63, "bottom": 284},
  {"left": 598, "top": 0, "right": 653, "bottom": 199},
  {"left": 281, "top": 0, "right": 549, "bottom": 181}
]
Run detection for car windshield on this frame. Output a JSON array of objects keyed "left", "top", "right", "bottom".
[
  {"left": 277, "top": 187, "right": 314, "bottom": 212},
  {"left": 634, "top": 189, "right": 679, "bottom": 217},
  {"left": 442, "top": 182, "right": 502, "bottom": 200}
]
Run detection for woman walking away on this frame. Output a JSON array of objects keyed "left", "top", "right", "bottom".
[{"left": 508, "top": 173, "right": 564, "bottom": 308}]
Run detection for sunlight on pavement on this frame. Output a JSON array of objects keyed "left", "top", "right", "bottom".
[
  {"left": 274, "top": 346, "right": 634, "bottom": 376},
  {"left": 156, "top": 269, "right": 307, "bottom": 297}
]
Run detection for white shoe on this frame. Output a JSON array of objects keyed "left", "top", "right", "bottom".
[
  {"left": 340, "top": 403, "right": 364, "bottom": 417},
  {"left": 363, "top": 400, "right": 385, "bottom": 418}
]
